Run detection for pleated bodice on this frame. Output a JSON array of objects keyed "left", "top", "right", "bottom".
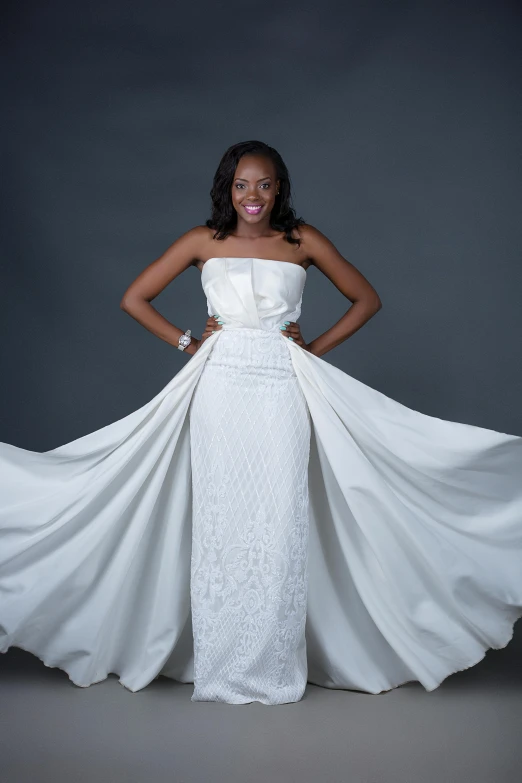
[{"left": 201, "top": 257, "right": 306, "bottom": 331}]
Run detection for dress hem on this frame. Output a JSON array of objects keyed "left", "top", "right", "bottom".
[{"left": 3, "top": 607, "right": 520, "bottom": 700}]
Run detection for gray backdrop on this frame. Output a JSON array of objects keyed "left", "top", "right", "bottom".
[
  {"left": 2, "top": 0, "right": 521, "bottom": 451},
  {"left": 2, "top": 2, "right": 522, "bottom": 782}
]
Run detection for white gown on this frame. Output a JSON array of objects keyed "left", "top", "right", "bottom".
[{"left": 1, "top": 256, "right": 521, "bottom": 705}]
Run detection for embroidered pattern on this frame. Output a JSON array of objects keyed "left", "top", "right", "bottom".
[{"left": 189, "top": 329, "right": 311, "bottom": 704}]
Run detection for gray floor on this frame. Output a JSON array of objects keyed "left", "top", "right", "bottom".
[{"left": 1, "top": 627, "right": 521, "bottom": 783}]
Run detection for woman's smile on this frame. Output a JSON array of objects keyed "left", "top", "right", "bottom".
[{"left": 243, "top": 204, "right": 264, "bottom": 215}]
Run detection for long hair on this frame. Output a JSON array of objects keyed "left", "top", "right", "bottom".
[{"left": 206, "top": 140, "right": 306, "bottom": 246}]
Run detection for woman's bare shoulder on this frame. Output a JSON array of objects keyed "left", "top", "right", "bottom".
[
  {"left": 291, "top": 223, "right": 335, "bottom": 261},
  {"left": 182, "top": 224, "right": 216, "bottom": 244},
  {"left": 294, "top": 223, "right": 330, "bottom": 243},
  {"left": 169, "top": 225, "right": 217, "bottom": 263}
]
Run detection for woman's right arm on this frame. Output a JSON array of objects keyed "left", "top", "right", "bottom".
[{"left": 119, "top": 226, "right": 221, "bottom": 356}]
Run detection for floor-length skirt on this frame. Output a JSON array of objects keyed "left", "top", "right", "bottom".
[{"left": 189, "top": 328, "right": 312, "bottom": 704}]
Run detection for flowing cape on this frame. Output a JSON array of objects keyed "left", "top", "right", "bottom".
[{"left": 1, "top": 331, "right": 521, "bottom": 693}]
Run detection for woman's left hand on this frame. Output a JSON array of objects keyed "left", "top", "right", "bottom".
[{"left": 280, "top": 321, "right": 310, "bottom": 352}]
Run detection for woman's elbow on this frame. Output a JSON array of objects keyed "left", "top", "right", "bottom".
[
  {"left": 367, "top": 292, "right": 382, "bottom": 314},
  {"left": 120, "top": 293, "right": 138, "bottom": 313}
]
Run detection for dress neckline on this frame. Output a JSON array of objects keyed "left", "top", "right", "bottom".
[{"left": 201, "top": 257, "right": 307, "bottom": 275}]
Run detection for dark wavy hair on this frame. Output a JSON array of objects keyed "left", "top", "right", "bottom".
[{"left": 206, "top": 140, "right": 306, "bottom": 246}]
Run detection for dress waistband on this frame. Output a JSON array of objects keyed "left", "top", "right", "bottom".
[
  {"left": 219, "top": 324, "right": 286, "bottom": 334},
  {"left": 205, "top": 325, "right": 295, "bottom": 377}
]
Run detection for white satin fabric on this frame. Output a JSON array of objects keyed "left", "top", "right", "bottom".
[{"left": 1, "top": 256, "right": 521, "bottom": 701}]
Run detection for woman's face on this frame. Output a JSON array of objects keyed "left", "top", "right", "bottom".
[{"left": 231, "top": 155, "right": 280, "bottom": 225}]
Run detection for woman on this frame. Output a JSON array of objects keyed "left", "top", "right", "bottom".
[{"left": 1, "top": 141, "right": 521, "bottom": 706}]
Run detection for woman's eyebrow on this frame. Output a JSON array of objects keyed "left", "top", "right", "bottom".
[{"left": 234, "top": 176, "right": 272, "bottom": 182}]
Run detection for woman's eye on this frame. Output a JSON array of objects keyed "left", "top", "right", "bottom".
[{"left": 234, "top": 183, "right": 271, "bottom": 189}]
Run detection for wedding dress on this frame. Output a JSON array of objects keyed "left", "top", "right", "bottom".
[{"left": 1, "top": 256, "right": 521, "bottom": 705}]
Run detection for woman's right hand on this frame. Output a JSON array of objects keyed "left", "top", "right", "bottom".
[{"left": 196, "top": 315, "right": 224, "bottom": 350}]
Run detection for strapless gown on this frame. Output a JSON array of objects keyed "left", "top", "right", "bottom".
[{"left": 1, "top": 256, "right": 521, "bottom": 705}]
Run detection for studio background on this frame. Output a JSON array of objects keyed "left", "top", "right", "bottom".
[
  {"left": 2, "top": 1, "right": 521, "bottom": 450},
  {"left": 2, "top": 3, "right": 522, "bottom": 782}
]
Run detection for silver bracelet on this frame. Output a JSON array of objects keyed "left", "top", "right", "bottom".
[{"left": 177, "top": 329, "right": 192, "bottom": 351}]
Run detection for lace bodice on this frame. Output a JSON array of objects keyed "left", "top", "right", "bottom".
[{"left": 201, "top": 257, "right": 306, "bottom": 331}]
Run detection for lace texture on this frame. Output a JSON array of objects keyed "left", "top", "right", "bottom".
[{"left": 189, "top": 329, "right": 311, "bottom": 704}]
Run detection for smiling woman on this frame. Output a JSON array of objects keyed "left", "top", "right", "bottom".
[
  {"left": 206, "top": 140, "right": 307, "bottom": 250},
  {"left": 234, "top": 167, "right": 275, "bottom": 218},
  {"left": 1, "top": 140, "right": 521, "bottom": 707}
]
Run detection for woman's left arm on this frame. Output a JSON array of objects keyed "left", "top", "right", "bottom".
[{"left": 293, "top": 224, "right": 382, "bottom": 358}]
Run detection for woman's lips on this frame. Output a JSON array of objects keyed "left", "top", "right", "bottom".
[{"left": 244, "top": 204, "right": 263, "bottom": 215}]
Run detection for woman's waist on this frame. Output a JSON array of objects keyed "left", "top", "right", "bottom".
[{"left": 204, "top": 327, "right": 295, "bottom": 376}]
